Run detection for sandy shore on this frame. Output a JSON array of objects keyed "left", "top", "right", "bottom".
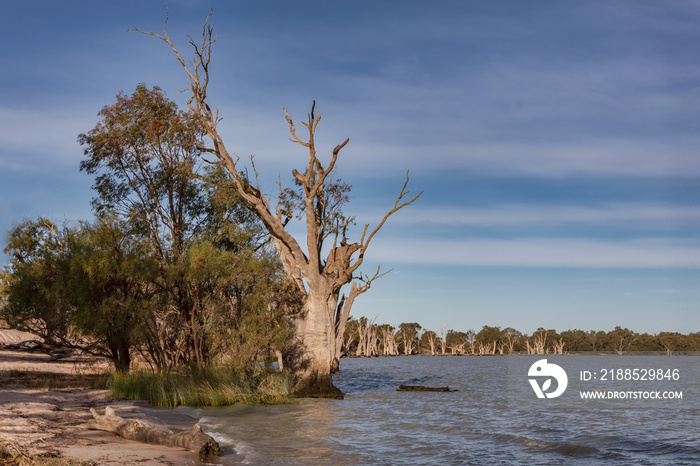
[{"left": 0, "top": 330, "right": 229, "bottom": 465}]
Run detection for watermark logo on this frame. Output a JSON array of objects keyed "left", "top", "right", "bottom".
[{"left": 528, "top": 359, "right": 568, "bottom": 398}]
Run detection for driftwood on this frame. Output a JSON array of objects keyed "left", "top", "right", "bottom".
[
  {"left": 86, "top": 407, "right": 223, "bottom": 457},
  {"left": 397, "top": 385, "right": 457, "bottom": 392}
]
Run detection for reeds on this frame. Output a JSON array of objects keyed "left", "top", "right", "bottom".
[{"left": 109, "top": 365, "right": 293, "bottom": 407}]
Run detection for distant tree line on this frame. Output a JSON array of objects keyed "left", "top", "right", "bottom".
[{"left": 342, "top": 319, "right": 700, "bottom": 357}]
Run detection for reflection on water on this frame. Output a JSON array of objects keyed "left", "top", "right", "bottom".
[{"left": 179, "top": 355, "right": 700, "bottom": 465}]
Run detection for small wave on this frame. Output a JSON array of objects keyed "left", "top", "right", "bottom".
[
  {"left": 501, "top": 434, "right": 601, "bottom": 458},
  {"left": 611, "top": 436, "right": 700, "bottom": 457}
]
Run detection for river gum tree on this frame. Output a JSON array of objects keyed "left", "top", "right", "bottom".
[{"left": 132, "top": 12, "right": 421, "bottom": 397}]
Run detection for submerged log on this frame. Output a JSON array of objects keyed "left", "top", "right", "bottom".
[
  {"left": 86, "top": 407, "right": 223, "bottom": 457},
  {"left": 397, "top": 385, "right": 457, "bottom": 392}
]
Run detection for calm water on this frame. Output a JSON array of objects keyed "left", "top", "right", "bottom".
[{"left": 171, "top": 355, "right": 700, "bottom": 465}]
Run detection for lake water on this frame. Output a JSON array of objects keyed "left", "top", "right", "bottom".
[{"left": 171, "top": 355, "right": 699, "bottom": 465}]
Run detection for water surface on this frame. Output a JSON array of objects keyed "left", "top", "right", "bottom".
[{"left": 174, "top": 355, "right": 699, "bottom": 465}]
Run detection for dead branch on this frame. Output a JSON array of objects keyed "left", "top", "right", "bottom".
[{"left": 351, "top": 171, "right": 422, "bottom": 274}]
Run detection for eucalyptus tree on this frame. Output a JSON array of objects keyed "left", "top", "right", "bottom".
[
  {"left": 132, "top": 12, "right": 421, "bottom": 396},
  {"left": 78, "top": 84, "right": 283, "bottom": 369},
  {"left": 397, "top": 322, "right": 423, "bottom": 355}
]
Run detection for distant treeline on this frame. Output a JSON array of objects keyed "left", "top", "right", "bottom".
[{"left": 342, "top": 318, "right": 699, "bottom": 357}]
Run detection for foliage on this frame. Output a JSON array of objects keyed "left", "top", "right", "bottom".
[
  {"left": 67, "top": 217, "right": 157, "bottom": 371},
  {"left": 1, "top": 85, "right": 293, "bottom": 378},
  {"left": 396, "top": 322, "right": 422, "bottom": 355},
  {"left": 1, "top": 218, "right": 75, "bottom": 347},
  {"left": 78, "top": 83, "right": 205, "bottom": 256}
]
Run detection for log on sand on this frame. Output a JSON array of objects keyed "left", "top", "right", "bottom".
[{"left": 86, "top": 407, "right": 223, "bottom": 457}]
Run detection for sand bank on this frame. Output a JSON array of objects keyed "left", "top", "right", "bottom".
[{"left": 0, "top": 330, "right": 229, "bottom": 465}]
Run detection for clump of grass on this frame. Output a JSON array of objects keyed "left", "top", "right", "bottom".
[{"left": 109, "top": 365, "right": 293, "bottom": 407}]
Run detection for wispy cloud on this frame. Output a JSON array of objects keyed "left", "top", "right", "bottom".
[
  {"left": 369, "top": 237, "right": 700, "bottom": 268},
  {"left": 382, "top": 203, "right": 700, "bottom": 228},
  {"left": 0, "top": 106, "right": 94, "bottom": 170}
]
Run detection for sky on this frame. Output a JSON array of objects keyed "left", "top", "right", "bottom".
[{"left": 1, "top": 1, "right": 699, "bottom": 335}]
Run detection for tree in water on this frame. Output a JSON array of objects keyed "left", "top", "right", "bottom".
[{"left": 131, "top": 12, "right": 421, "bottom": 396}]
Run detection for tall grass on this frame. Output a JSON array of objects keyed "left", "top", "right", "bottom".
[{"left": 109, "top": 365, "right": 293, "bottom": 407}]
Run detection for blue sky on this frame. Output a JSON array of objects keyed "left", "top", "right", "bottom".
[{"left": 1, "top": 1, "right": 699, "bottom": 335}]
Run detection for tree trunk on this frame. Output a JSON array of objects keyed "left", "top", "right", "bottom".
[{"left": 286, "top": 287, "right": 343, "bottom": 398}]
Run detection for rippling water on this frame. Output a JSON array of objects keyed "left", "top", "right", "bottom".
[{"left": 175, "top": 355, "right": 700, "bottom": 465}]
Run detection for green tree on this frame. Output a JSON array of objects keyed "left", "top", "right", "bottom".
[
  {"left": 420, "top": 330, "right": 440, "bottom": 355},
  {"left": 396, "top": 322, "right": 422, "bottom": 355},
  {"left": 184, "top": 237, "right": 293, "bottom": 372},
  {"left": 559, "top": 329, "right": 592, "bottom": 352},
  {"left": 656, "top": 332, "right": 686, "bottom": 354},
  {"left": 78, "top": 84, "right": 282, "bottom": 370},
  {"left": 603, "top": 326, "right": 637, "bottom": 354},
  {"left": 78, "top": 84, "right": 206, "bottom": 257},
  {"left": 445, "top": 330, "right": 471, "bottom": 354},
  {"left": 2, "top": 219, "right": 74, "bottom": 347},
  {"left": 68, "top": 218, "right": 158, "bottom": 371},
  {"left": 501, "top": 327, "right": 523, "bottom": 353}
]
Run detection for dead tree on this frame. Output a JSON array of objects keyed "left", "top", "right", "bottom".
[
  {"left": 450, "top": 342, "right": 466, "bottom": 355},
  {"left": 501, "top": 328, "right": 519, "bottom": 354},
  {"left": 132, "top": 12, "right": 421, "bottom": 397},
  {"left": 439, "top": 328, "right": 447, "bottom": 355},
  {"left": 381, "top": 327, "right": 399, "bottom": 356},
  {"left": 424, "top": 332, "right": 438, "bottom": 355},
  {"left": 477, "top": 341, "right": 497, "bottom": 355},
  {"left": 551, "top": 337, "right": 565, "bottom": 355},
  {"left": 355, "top": 317, "right": 378, "bottom": 357},
  {"left": 331, "top": 268, "right": 388, "bottom": 372},
  {"left": 528, "top": 329, "right": 548, "bottom": 355}
]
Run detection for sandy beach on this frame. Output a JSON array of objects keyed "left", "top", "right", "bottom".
[{"left": 0, "top": 330, "right": 217, "bottom": 465}]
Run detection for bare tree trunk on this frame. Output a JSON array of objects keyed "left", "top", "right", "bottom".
[
  {"left": 530, "top": 330, "right": 547, "bottom": 354},
  {"left": 285, "top": 285, "right": 341, "bottom": 397},
  {"left": 551, "top": 338, "right": 565, "bottom": 355},
  {"left": 331, "top": 270, "right": 385, "bottom": 372},
  {"left": 426, "top": 334, "right": 437, "bottom": 355}
]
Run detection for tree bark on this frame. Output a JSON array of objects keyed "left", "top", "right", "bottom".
[
  {"left": 285, "top": 285, "right": 343, "bottom": 398},
  {"left": 86, "top": 407, "right": 223, "bottom": 457}
]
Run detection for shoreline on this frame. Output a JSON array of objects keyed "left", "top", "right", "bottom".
[{"left": 0, "top": 330, "right": 232, "bottom": 465}]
